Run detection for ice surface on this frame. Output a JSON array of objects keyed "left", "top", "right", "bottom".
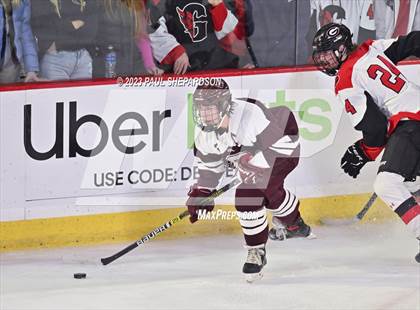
[{"left": 1, "top": 222, "right": 419, "bottom": 310}]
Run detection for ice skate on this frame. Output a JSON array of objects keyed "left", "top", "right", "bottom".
[
  {"left": 242, "top": 245, "right": 266, "bottom": 283},
  {"left": 269, "top": 215, "right": 316, "bottom": 241}
]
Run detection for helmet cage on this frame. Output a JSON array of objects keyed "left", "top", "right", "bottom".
[
  {"left": 312, "top": 23, "right": 353, "bottom": 76},
  {"left": 312, "top": 49, "right": 342, "bottom": 76},
  {"left": 192, "top": 89, "right": 232, "bottom": 132}
]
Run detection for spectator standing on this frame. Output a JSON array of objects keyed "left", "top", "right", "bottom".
[
  {"left": 31, "top": 0, "right": 99, "bottom": 81},
  {"left": 309, "top": 0, "right": 376, "bottom": 44},
  {"left": 149, "top": 0, "right": 252, "bottom": 74},
  {"left": 249, "top": 0, "right": 310, "bottom": 67},
  {"left": 223, "top": 0, "right": 255, "bottom": 68},
  {"left": 0, "top": 0, "right": 40, "bottom": 84},
  {"left": 96, "top": 0, "right": 162, "bottom": 78},
  {"left": 375, "top": 0, "right": 420, "bottom": 39},
  {"left": 132, "top": 0, "right": 164, "bottom": 75}
]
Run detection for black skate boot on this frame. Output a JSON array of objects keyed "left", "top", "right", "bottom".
[
  {"left": 416, "top": 238, "right": 420, "bottom": 263},
  {"left": 242, "top": 245, "right": 267, "bottom": 283},
  {"left": 269, "top": 215, "right": 315, "bottom": 241}
]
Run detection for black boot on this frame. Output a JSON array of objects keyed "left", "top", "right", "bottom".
[
  {"left": 269, "top": 215, "right": 315, "bottom": 241},
  {"left": 242, "top": 244, "right": 267, "bottom": 282}
]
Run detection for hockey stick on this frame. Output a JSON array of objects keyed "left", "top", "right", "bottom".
[
  {"left": 321, "top": 193, "right": 377, "bottom": 226},
  {"left": 245, "top": 37, "right": 259, "bottom": 68},
  {"left": 100, "top": 178, "right": 241, "bottom": 265}
]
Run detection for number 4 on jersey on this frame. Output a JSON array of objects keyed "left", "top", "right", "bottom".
[{"left": 345, "top": 99, "right": 357, "bottom": 115}]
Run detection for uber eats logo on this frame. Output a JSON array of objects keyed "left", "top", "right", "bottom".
[
  {"left": 24, "top": 89, "right": 335, "bottom": 161},
  {"left": 24, "top": 101, "right": 171, "bottom": 161},
  {"left": 187, "top": 90, "right": 333, "bottom": 148},
  {"left": 268, "top": 90, "right": 332, "bottom": 141}
]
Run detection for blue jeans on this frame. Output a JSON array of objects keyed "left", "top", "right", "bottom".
[
  {"left": 0, "top": 40, "right": 21, "bottom": 84},
  {"left": 41, "top": 49, "right": 92, "bottom": 81}
]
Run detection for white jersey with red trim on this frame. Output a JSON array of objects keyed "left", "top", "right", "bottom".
[{"left": 335, "top": 38, "right": 420, "bottom": 132}]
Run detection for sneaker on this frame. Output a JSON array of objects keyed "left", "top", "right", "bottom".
[
  {"left": 269, "top": 215, "right": 315, "bottom": 241},
  {"left": 242, "top": 244, "right": 267, "bottom": 283}
]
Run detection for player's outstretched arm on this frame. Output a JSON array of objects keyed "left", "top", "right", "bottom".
[
  {"left": 384, "top": 31, "right": 420, "bottom": 64},
  {"left": 354, "top": 92, "right": 388, "bottom": 149}
]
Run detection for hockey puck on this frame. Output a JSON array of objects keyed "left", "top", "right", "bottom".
[{"left": 73, "top": 273, "right": 87, "bottom": 279}]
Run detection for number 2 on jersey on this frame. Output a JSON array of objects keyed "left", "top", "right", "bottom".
[{"left": 367, "top": 55, "right": 406, "bottom": 93}]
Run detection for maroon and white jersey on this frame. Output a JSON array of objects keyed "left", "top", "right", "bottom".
[
  {"left": 335, "top": 32, "right": 420, "bottom": 159},
  {"left": 193, "top": 98, "right": 299, "bottom": 188}
]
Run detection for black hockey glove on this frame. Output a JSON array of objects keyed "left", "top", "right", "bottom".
[
  {"left": 341, "top": 141, "right": 371, "bottom": 178},
  {"left": 186, "top": 185, "right": 216, "bottom": 223}
]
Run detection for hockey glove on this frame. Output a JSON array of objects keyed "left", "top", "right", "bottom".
[
  {"left": 238, "top": 153, "right": 267, "bottom": 184},
  {"left": 225, "top": 151, "right": 248, "bottom": 169},
  {"left": 186, "top": 185, "right": 216, "bottom": 223},
  {"left": 341, "top": 140, "right": 371, "bottom": 178}
]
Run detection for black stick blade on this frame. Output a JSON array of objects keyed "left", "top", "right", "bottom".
[
  {"left": 99, "top": 179, "right": 240, "bottom": 266},
  {"left": 101, "top": 257, "right": 114, "bottom": 266},
  {"left": 101, "top": 242, "right": 139, "bottom": 265}
]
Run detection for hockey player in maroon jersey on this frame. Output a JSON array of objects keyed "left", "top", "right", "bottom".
[
  {"left": 312, "top": 23, "right": 420, "bottom": 262},
  {"left": 185, "top": 79, "right": 314, "bottom": 282}
]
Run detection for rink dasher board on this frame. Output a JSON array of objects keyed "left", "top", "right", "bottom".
[
  {"left": 0, "top": 194, "right": 395, "bottom": 251},
  {"left": 0, "top": 64, "right": 418, "bottom": 251}
]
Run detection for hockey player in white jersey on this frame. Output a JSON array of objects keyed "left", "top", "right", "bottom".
[
  {"left": 185, "top": 79, "right": 314, "bottom": 281},
  {"left": 312, "top": 23, "right": 420, "bottom": 262}
]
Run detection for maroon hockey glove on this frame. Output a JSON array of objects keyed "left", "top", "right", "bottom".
[
  {"left": 341, "top": 140, "right": 372, "bottom": 178},
  {"left": 186, "top": 185, "right": 215, "bottom": 223},
  {"left": 238, "top": 153, "right": 267, "bottom": 184},
  {"left": 225, "top": 151, "right": 248, "bottom": 169}
]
